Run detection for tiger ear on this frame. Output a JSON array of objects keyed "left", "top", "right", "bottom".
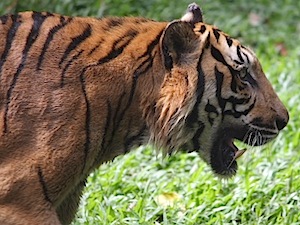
[
  {"left": 160, "top": 21, "right": 200, "bottom": 70},
  {"left": 181, "top": 2, "right": 203, "bottom": 23}
]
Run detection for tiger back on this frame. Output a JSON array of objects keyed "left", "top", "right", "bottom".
[{"left": 0, "top": 3, "right": 288, "bottom": 225}]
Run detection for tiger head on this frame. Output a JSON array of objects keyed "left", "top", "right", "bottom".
[{"left": 149, "top": 3, "right": 289, "bottom": 177}]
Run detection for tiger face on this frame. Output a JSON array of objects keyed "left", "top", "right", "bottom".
[
  {"left": 190, "top": 26, "right": 288, "bottom": 177},
  {"left": 155, "top": 17, "right": 289, "bottom": 177}
]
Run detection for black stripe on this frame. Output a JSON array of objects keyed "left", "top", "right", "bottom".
[
  {"left": 230, "top": 72, "right": 238, "bottom": 93},
  {"left": 107, "top": 18, "right": 124, "bottom": 27},
  {"left": 134, "top": 18, "right": 152, "bottom": 23},
  {"left": 211, "top": 45, "right": 227, "bottom": 66},
  {"left": 4, "top": 12, "right": 47, "bottom": 133},
  {"left": 226, "top": 36, "right": 233, "bottom": 47},
  {"left": 242, "top": 51, "right": 250, "bottom": 64},
  {"left": 79, "top": 73, "right": 91, "bottom": 173},
  {"left": 0, "top": 14, "right": 8, "bottom": 24},
  {"left": 111, "top": 92, "right": 126, "bottom": 133},
  {"left": 192, "top": 121, "right": 205, "bottom": 151},
  {"left": 37, "top": 16, "right": 72, "bottom": 71},
  {"left": 199, "top": 25, "right": 206, "bottom": 33},
  {"left": 236, "top": 46, "right": 244, "bottom": 63},
  {"left": 105, "top": 92, "right": 126, "bottom": 148},
  {"left": 186, "top": 52, "right": 205, "bottom": 127},
  {"left": 24, "top": 12, "right": 47, "bottom": 53},
  {"left": 224, "top": 98, "right": 255, "bottom": 118},
  {"left": 242, "top": 98, "right": 256, "bottom": 115},
  {"left": 61, "top": 49, "right": 83, "bottom": 87},
  {"left": 196, "top": 53, "right": 206, "bottom": 97},
  {"left": 233, "top": 60, "right": 243, "bottom": 65},
  {"left": 45, "top": 12, "right": 55, "bottom": 17},
  {"left": 229, "top": 95, "right": 251, "bottom": 105},
  {"left": 244, "top": 71, "right": 258, "bottom": 88},
  {"left": 59, "top": 24, "right": 92, "bottom": 67},
  {"left": 223, "top": 91, "right": 251, "bottom": 110},
  {"left": 205, "top": 32, "right": 210, "bottom": 48},
  {"left": 103, "top": 18, "right": 124, "bottom": 31},
  {"left": 215, "top": 67, "right": 227, "bottom": 115},
  {"left": 37, "top": 166, "right": 52, "bottom": 203},
  {"left": 213, "top": 28, "right": 220, "bottom": 42},
  {"left": 96, "top": 100, "right": 112, "bottom": 164},
  {"left": 238, "top": 82, "right": 247, "bottom": 91},
  {"left": 97, "top": 30, "right": 138, "bottom": 65},
  {"left": 0, "top": 14, "right": 21, "bottom": 78},
  {"left": 130, "top": 56, "right": 153, "bottom": 99},
  {"left": 205, "top": 100, "right": 219, "bottom": 126},
  {"left": 123, "top": 55, "right": 153, "bottom": 116},
  {"left": 88, "top": 39, "right": 104, "bottom": 56}
]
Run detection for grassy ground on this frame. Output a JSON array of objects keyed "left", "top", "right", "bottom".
[{"left": 1, "top": 0, "right": 299, "bottom": 224}]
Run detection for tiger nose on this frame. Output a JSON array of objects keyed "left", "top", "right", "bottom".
[{"left": 275, "top": 110, "right": 289, "bottom": 131}]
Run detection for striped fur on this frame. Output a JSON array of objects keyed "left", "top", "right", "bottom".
[{"left": 0, "top": 8, "right": 288, "bottom": 225}]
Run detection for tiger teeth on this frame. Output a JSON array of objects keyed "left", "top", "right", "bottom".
[
  {"left": 234, "top": 148, "right": 247, "bottom": 160},
  {"left": 227, "top": 148, "right": 247, "bottom": 169}
]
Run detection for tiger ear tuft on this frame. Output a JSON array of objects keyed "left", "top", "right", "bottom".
[
  {"left": 181, "top": 2, "right": 203, "bottom": 24},
  {"left": 160, "top": 21, "right": 200, "bottom": 69}
]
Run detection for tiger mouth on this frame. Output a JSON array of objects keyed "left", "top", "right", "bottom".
[
  {"left": 210, "top": 137, "right": 247, "bottom": 177},
  {"left": 210, "top": 128, "right": 276, "bottom": 177}
]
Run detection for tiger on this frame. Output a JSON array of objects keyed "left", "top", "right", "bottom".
[{"left": 0, "top": 2, "right": 288, "bottom": 225}]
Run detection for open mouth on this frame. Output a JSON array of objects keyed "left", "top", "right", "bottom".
[
  {"left": 210, "top": 132, "right": 248, "bottom": 177},
  {"left": 224, "top": 139, "right": 247, "bottom": 167},
  {"left": 209, "top": 126, "right": 279, "bottom": 177}
]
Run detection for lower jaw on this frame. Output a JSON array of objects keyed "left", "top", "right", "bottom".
[
  {"left": 210, "top": 141, "right": 239, "bottom": 177},
  {"left": 211, "top": 159, "right": 238, "bottom": 177}
]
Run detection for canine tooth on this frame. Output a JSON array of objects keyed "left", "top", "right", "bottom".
[{"left": 234, "top": 149, "right": 247, "bottom": 160}]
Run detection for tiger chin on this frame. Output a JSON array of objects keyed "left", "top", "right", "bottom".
[{"left": 0, "top": 2, "right": 288, "bottom": 225}]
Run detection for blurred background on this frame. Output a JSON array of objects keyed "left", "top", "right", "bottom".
[{"left": 1, "top": 0, "right": 299, "bottom": 224}]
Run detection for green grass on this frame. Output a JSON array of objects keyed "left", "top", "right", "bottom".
[{"left": 1, "top": 0, "right": 299, "bottom": 224}]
